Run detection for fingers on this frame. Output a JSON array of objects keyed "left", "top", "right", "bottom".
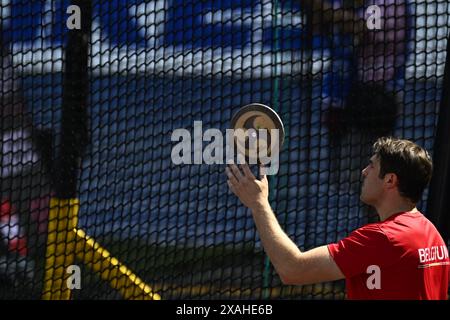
[
  {"left": 241, "top": 163, "right": 256, "bottom": 179},
  {"left": 227, "top": 180, "right": 236, "bottom": 195},
  {"left": 226, "top": 166, "right": 241, "bottom": 196},
  {"left": 226, "top": 164, "right": 265, "bottom": 194},
  {"left": 227, "top": 163, "right": 261, "bottom": 182},
  {"left": 227, "top": 164, "right": 244, "bottom": 181},
  {"left": 225, "top": 166, "right": 239, "bottom": 189}
]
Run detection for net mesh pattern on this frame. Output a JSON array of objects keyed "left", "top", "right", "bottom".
[{"left": 0, "top": 0, "right": 449, "bottom": 299}]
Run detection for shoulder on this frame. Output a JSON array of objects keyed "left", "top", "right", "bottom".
[
  {"left": 344, "top": 222, "right": 399, "bottom": 249},
  {"left": 350, "top": 223, "right": 388, "bottom": 239},
  {"left": 331, "top": 223, "right": 393, "bottom": 250},
  {"left": 378, "top": 211, "right": 443, "bottom": 246}
]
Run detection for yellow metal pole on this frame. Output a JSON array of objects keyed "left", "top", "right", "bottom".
[
  {"left": 42, "top": 198, "right": 79, "bottom": 300},
  {"left": 74, "top": 228, "right": 161, "bottom": 300},
  {"left": 41, "top": 198, "right": 160, "bottom": 300}
]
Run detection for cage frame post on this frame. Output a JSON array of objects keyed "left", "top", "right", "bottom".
[{"left": 42, "top": 199, "right": 78, "bottom": 299}]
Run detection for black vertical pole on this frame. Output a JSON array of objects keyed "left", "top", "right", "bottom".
[
  {"left": 426, "top": 33, "right": 450, "bottom": 243},
  {"left": 54, "top": 0, "right": 91, "bottom": 198}
]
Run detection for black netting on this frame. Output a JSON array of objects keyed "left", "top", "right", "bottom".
[{"left": 0, "top": 0, "right": 449, "bottom": 299}]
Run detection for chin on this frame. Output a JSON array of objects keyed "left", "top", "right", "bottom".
[{"left": 360, "top": 194, "right": 371, "bottom": 205}]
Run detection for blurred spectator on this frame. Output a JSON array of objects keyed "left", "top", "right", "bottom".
[
  {"left": 1, "top": 28, "right": 53, "bottom": 296},
  {"left": 303, "top": 0, "right": 408, "bottom": 196}
]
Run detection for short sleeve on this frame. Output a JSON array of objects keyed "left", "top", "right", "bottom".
[{"left": 327, "top": 224, "right": 400, "bottom": 278}]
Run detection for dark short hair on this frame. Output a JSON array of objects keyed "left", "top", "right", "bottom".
[{"left": 372, "top": 137, "right": 433, "bottom": 203}]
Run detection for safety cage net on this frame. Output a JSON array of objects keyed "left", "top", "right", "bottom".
[{"left": 0, "top": 0, "right": 449, "bottom": 299}]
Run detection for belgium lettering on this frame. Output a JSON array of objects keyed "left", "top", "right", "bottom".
[{"left": 171, "top": 121, "right": 280, "bottom": 175}]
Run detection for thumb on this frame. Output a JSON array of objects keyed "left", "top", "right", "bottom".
[{"left": 259, "top": 166, "right": 268, "bottom": 182}]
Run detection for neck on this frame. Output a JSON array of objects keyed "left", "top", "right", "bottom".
[{"left": 375, "top": 200, "right": 417, "bottom": 221}]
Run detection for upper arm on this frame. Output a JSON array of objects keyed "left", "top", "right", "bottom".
[{"left": 282, "top": 245, "right": 345, "bottom": 285}]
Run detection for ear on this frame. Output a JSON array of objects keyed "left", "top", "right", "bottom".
[{"left": 384, "top": 173, "right": 398, "bottom": 190}]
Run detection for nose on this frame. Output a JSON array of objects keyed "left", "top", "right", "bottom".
[{"left": 361, "top": 166, "right": 368, "bottom": 177}]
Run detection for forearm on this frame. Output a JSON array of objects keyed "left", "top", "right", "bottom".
[
  {"left": 225, "top": 164, "right": 344, "bottom": 285},
  {"left": 250, "top": 201, "right": 303, "bottom": 278}
]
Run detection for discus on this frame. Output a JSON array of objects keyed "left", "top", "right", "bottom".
[{"left": 230, "top": 103, "right": 285, "bottom": 165}]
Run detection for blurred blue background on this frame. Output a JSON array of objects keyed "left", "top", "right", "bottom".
[{"left": 4, "top": 0, "right": 447, "bottom": 249}]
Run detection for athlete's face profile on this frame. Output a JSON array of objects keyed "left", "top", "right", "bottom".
[{"left": 360, "top": 155, "right": 384, "bottom": 205}]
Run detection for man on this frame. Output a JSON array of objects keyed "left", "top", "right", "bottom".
[{"left": 226, "top": 137, "right": 449, "bottom": 299}]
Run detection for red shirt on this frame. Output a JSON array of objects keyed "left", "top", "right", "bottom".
[{"left": 328, "top": 211, "right": 449, "bottom": 300}]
